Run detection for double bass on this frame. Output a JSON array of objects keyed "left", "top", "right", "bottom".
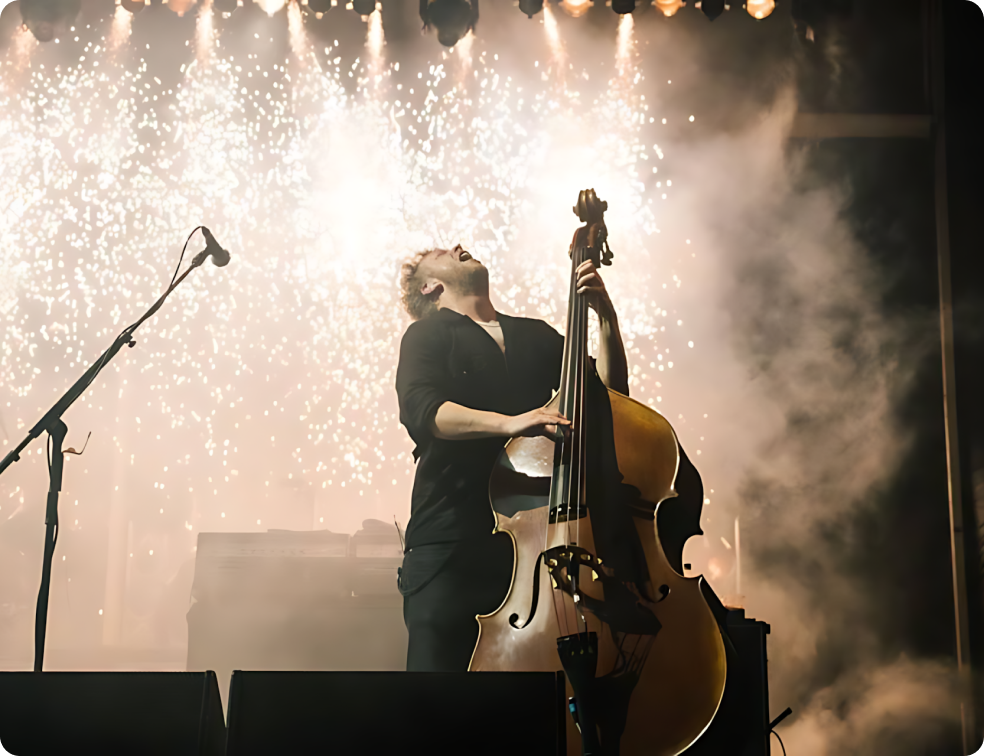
[{"left": 470, "top": 190, "right": 727, "bottom": 756}]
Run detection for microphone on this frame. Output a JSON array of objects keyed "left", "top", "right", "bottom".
[{"left": 201, "top": 227, "right": 231, "bottom": 267}]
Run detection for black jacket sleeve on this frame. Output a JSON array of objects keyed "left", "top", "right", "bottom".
[{"left": 395, "top": 318, "right": 453, "bottom": 449}]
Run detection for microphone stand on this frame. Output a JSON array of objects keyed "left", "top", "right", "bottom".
[{"left": 0, "top": 245, "right": 218, "bottom": 672}]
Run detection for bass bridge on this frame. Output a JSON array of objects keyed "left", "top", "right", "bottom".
[{"left": 509, "top": 544, "right": 669, "bottom": 637}]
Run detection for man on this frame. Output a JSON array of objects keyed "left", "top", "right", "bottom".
[{"left": 395, "top": 243, "right": 629, "bottom": 672}]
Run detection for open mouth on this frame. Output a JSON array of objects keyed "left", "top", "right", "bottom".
[{"left": 459, "top": 250, "right": 473, "bottom": 262}]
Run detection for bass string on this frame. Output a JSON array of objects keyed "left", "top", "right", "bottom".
[
  {"left": 548, "top": 228, "right": 593, "bottom": 639},
  {"left": 572, "top": 235, "right": 589, "bottom": 635},
  {"left": 565, "top": 237, "right": 584, "bottom": 639},
  {"left": 568, "top": 232, "right": 589, "bottom": 636},
  {"left": 573, "top": 237, "right": 589, "bottom": 636},
  {"left": 548, "top": 230, "right": 581, "bottom": 640},
  {"left": 560, "top": 232, "right": 582, "bottom": 638},
  {"left": 561, "top": 235, "right": 580, "bottom": 638}
]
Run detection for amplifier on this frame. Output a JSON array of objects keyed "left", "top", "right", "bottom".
[{"left": 187, "top": 523, "right": 407, "bottom": 707}]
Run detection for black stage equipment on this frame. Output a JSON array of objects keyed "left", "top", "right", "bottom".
[
  {"left": 120, "top": 0, "right": 146, "bottom": 13},
  {"left": 213, "top": 0, "right": 238, "bottom": 14},
  {"left": 225, "top": 670, "right": 567, "bottom": 756},
  {"left": 0, "top": 225, "right": 230, "bottom": 672},
  {"left": 18, "top": 0, "right": 80, "bottom": 42},
  {"left": 684, "top": 587, "right": 782, "bottom": 756},
  {"left": 0, "top": 671, "right": 226, "bottom": 756},
  {"left": 519, "top": 0, "right": 544, "bottom": 18},
  {"left": 612, "top": 0, "right": 636, "bottom": 13},
  {"left": 352, "top": 0, "right": 374, "bottom": 15},
  {"left": 307, "top": 0, "right": 331, "bottom": 13},
  {"left": 420, "top": 0, "right": 479, "bottom": 48},
  {"left": 700, "top": 0, "right": 726, "bottom": 20},
  {"left": 186, "top": 527, "right": 406, "bottom": 704}
]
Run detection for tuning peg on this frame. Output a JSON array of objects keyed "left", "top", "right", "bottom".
[{"left": 602, "top": 241, "right": 614, "bottom": 266}]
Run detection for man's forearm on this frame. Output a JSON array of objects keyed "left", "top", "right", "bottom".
[
  {"left": 596, "top": 310, "right": 629, "bottom": 395},
  {"left": 430, "top": 402, "right": 508, "bottom": 440}
]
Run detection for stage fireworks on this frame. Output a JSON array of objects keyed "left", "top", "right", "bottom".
[{"left": 0, "top": 3, "right": 704, "bottom": 653}]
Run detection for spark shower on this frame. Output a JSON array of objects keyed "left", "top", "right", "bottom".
[{"left": 0, "top": 4, "right": 712, "bottom": 651}]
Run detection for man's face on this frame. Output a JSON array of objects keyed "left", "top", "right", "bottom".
[{"left": 420, "top": 244, "right": 488, "bottom": 297}]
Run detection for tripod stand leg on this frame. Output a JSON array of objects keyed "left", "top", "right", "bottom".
[{"left": 34, "top": 419, "right": 67, "bottom": 673}]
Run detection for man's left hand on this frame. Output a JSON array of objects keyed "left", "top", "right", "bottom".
[{"left": 575, "top": 260, "right": 615, "bottom": 319}]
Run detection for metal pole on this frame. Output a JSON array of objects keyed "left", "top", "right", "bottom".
[
  {"left": 34, "top": 419, "right": 67, "bottom": 672},
  {"left": 928, "top": 1, "right": 976, "bottom": 751}
]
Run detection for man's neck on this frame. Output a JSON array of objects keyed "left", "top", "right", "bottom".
[{"left": 439, "top": 292, "right": 497, "bottom": 323}]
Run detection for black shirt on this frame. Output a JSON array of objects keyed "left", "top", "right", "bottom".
[{"left": 395, "top": 308, "right": 564, "bottom": 551}]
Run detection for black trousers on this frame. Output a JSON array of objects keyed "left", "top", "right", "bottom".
[{"left": 402, "top": 535, "right": 513, "bottom": 672}]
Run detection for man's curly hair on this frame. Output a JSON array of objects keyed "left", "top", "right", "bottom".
[{"left": 400, "top": 249, "right": 440, "bottom": 321}]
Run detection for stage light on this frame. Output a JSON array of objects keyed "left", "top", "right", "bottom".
[
  {"left": 18, "top": 0, "right": 80, "bottom": 39},
  {"left": 698, "top": 0, "right": 724, "bottom": 19},
  {"left": 120, "top": 0, "right": 147, "bottom": 12},
  {"left": 255, "top": 0, "right": 285, "bottom": 14},
  {"left": 351, "top": 0, "right": 373, "bottom": 14},
  {"left": 519, "top": 0, "right": 543, "bottom": 17},
  {"left": 165, "top": 0, "right": 196, "bottom": 15},
  {"left": 612, "top": 0, "right": 635, "bottom": 13},
  {"left": 307, "top": 0, "right": 329, "bottom": 12},
  {"left": 745, "top": 0, "right": 774, "bottom": 18},
  {"left": 653, "top": 0, "right": 684, "bottom": 16},
  {"left": 213, "top": 0, "right": 239, "bottom": 12},
  {"left": 559, "top": 0, "right": 591, "bottom": 16},
  {"left": 420, "top": 0, "right": 478, "bottom": 48}
]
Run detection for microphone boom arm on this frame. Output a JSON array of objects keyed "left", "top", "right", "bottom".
[
  {"left": 0, "top": 248, "right": 209, "bottom": 476},
  {"left": 0, "top": 234, "right": 220, "bottom": 672}
]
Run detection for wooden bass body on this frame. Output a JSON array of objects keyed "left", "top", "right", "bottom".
[{"left": 470, "top": 388, "right": 727, "bottom": 756}]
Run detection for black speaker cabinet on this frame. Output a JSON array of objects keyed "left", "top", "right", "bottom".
[
  {"left": 685, "top": 588, "right": 773, "bottom": 756},
  {"left": 0, "top": 671, "right": 225, "bottom": 756},
  {"left": 226, "top": 670, "right": 567, "bottom": 756}
]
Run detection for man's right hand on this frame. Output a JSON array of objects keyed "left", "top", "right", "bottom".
[{"left": 500, "top": 409, "right": 570, "bottom": 440}]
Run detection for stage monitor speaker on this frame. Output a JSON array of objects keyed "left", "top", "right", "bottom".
[
  {"left": 226, "top": 670, "right": 567, "bottom": 756},
  {"left": 684, "top": 598, "right": 773, "bottom": 756},
  {"left": 0, "top": 671, "right": 225, "bottom": 756}
]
